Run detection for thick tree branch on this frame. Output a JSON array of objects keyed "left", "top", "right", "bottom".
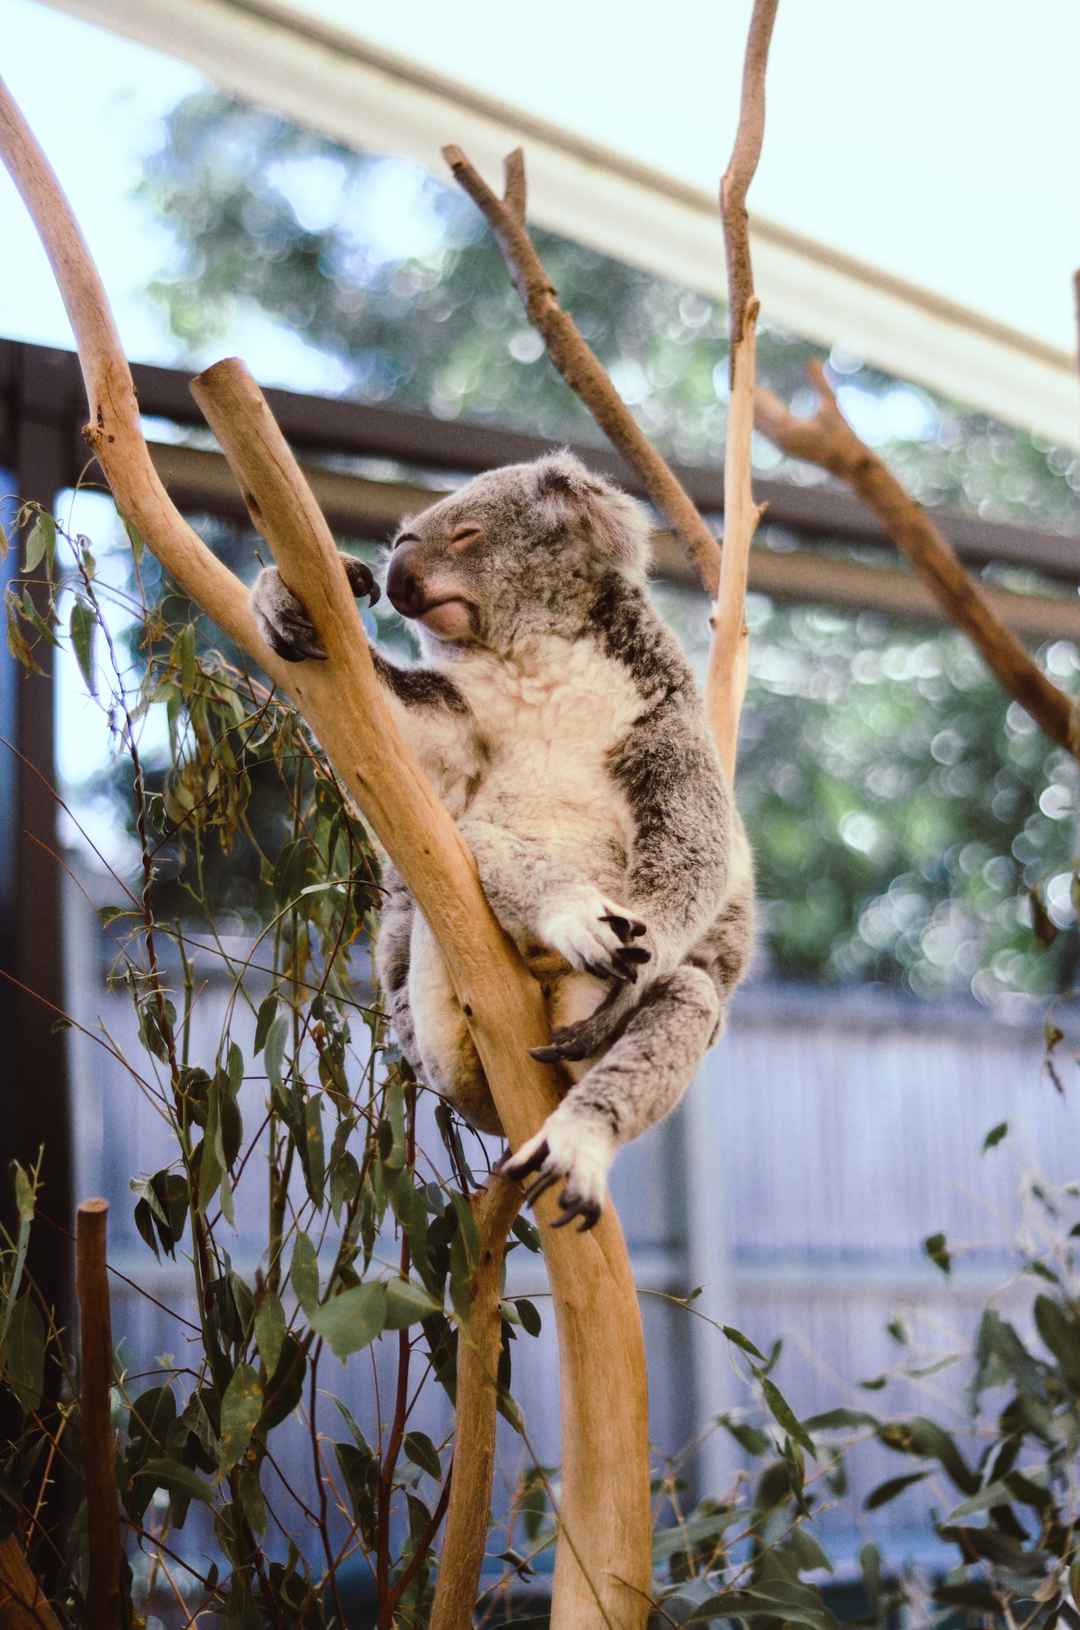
[
  {"left": 443, "top": 143, "right": 723, "bottom": 599},
  {"left": 755, "top": 362, "right": 1080, "bottom": 753},
  {"left": 706, "top": 0, "right": 778, "bottom": 777},
  {"left": 0, "top": 75, "right": 650, "bottom": 1630},
  {"left": 0, "top": 1538, "right": 62, "bottom": 1630}
]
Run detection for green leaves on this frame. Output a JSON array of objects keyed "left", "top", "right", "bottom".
[
  {"left": 136, "top": 1457, "right": 214, "bottom": 1505},
  {"left": 759, "top": 1377, "right": 815, "bottom": 1456},
  {"left": 69, "top": 598, "right": 96, "bottom": 696},
  {"left": 22, "top": 512, "right": 55, "bottom": 574},
  {"left": 383, "top": 1278, "right": 441, "bottom": 1330},
  {"left": 863, "top": 1469, "right": 931, "bottom": 1510},
  {"left": 254, "top": 1294, "right": 285, "bottom": 1377},
  {"left": 307, "top": 1276, "right": 442, "bottom": 1362},
  {"left": 219, "top": 1365, "right": 263, "bottom": 1472},
  {"left": 309, "top": 1284, "right": 385, "bottom": 1362},
  {"left": 289, "top": 1232, "right": 319, "bottom": 1318},
  {"left": 403, "top": 1431, "right": 442, "bottom": 1480},
  {"left": 983, "top": 1120, "right": 1009, "bottom": 1152},
  {"left": 923, "top": 1231, "right": 952, "bottom": 1276},
  {"left": 2, "top": 1294, "right": 44, "bottom": 1415}
]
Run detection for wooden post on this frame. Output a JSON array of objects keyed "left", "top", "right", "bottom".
[{"left": 76, "top": 1199, "right": 123, "bottom": 1627}]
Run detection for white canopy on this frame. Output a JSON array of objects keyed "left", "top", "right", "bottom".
[{"left": 42, "top": 0, "right": 1080, "bottom": 447}]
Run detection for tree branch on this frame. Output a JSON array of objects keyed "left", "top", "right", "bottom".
[
  {"left": 706, "top": 0, "right": 779, "bottom": 777},
  {"left": 755, "top": 361, "right": 1080, "bottom": 754},
  {"left": 0, "top": 1537, "right": 61, "bottom": 1630},
  {"left": 0, "top": 74, "right": 651, "bottom": 1630},
  {"left": 429, "top": 1179, "right": 522, "bottom": 1630},
  {"left": 443, "top": 143, "right": 723, "bottom": 599},
  {"left": 720, "top": 0, "right": 780, "bottom": 372}
]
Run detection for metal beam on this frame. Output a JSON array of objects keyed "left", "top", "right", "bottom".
[
  {"left": 148, "top": 439, "right": 1080, "bottom": 642},
  {"left": 4, "top": 340, "right": 1079, "bottom": 584}
]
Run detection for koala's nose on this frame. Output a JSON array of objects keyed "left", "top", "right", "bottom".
[{"left": 386, "top": 545, "right": 424, "bottom": 618}]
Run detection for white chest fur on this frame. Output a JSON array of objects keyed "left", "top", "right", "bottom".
[{"left": 440, "top": 635, "right": 642, "bottom": 860}]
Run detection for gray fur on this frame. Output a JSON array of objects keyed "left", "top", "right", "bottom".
[{"left": 251, "top": 451, "right": 754, "bottom": 1226}]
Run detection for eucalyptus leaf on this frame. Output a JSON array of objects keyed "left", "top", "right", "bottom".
[
  {"left": 23, "top": 513, "right": 55, "bottom": 574},
  {"left": 403, "top": 1430, "right": 442, "bottom": 1480},
  {"left": 309, "top": 1283, "right": 386, "bottom": 1361},
  {"left": 760, "top": 1376, "right": 815, "bottom": 1456},
  {"left": 289, "top": 1232, "right": 319, "bottom": 1318},
  {"left": 69, "top": 598, "right": 97, "bottom": 697},
  {"left": 136, "top": 1457, "right": 214, "bottom": 1504},
  {"left": 219, "top": 1364, "right": 263, "bottom": 1472},
  {"left": 254, "top": 1295, "right": 286, "bottom": 1377}
]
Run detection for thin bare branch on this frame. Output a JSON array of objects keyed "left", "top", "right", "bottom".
[
  {"left": 755, "top": 361, "right": 1080, "bottom": 754},
  {"left": 443, "top": 142, "right": 723, "bottom": 598},
  {"left": 721, "top": 0, "right": 780, "bottom": 374},
  {"left": 503, "top": 146, "right": 527, "bottom": 225},
  {"left": 706, "top": 0, "right": 778, "bottom": 775}
]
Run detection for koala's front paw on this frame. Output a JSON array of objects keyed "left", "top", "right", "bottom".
[
  {"left": 500, "top": 1107, "right": 615, "bottom": 1231},
  {"left": 252, "top": 566, "right": 326, "bottom": 663},
  {"left": 252, "top": 557, "right": 380, "bottom": 663},
  {"left": 539, "top": 888, "right": 651, "bottom": 984}
]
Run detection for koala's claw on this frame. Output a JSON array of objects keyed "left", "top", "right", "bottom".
[
  {"left": 252, "top": 557, "right": 379, "bottom": 664},
  {"left": 540, "top": 890, "right": 651, "bottom": 985},
  {"left": 530, "top": 980, "right": 633, "bottom": 1064},
  {"left": 600, "top": 911, "right": 648, "bottom": 944},
  {"left": 551, "top": 1190, "right": 602, "bottom": 1231},
  {"left": 343, "top": 556, "right": 381, "bottom": 606},
  {"left": 500, "top": 1112, "right": 613, "bottom": 1232}
]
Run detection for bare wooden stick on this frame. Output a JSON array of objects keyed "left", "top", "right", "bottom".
[
  {"left": 720, "top": 0, "right": 780, "bottom": 376},
  {"left": 0, "top": 1537, "right": 62, "bottom": 1630},
  {"left": 706, "top": 0, "right": 778, "bottom": 777},
  {"left": 429, "top": 1180, "right": 522, "bottom": 1630},
  {"left": 0, "top": 75, "right": 651, "bottom": 1616},
  {"left": 76, "top": 1199, "right": 123, "bottom": 1628},
  {"left": 755, "top": 362, "right": 1080, "bottom": 753},
  {"left": 443, "top": 143, "right": 723, "bottom": 599}
]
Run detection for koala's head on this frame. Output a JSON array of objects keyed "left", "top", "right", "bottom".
[{"left": 385, "top": 451, "right": 651, "bottom": 656}]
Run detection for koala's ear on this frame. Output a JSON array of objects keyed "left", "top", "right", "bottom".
[{"left": 533, "top": 452, "right": 651, "bottom": 574}]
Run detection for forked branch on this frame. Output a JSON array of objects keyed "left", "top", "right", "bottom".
[
  {"left": 443, "top": 143, "right": 724, "bottom": 599},
  {"left": 0, "top": 74, "right": 650, "bottom": 1630},
  {"left": 755, "top": 362, "right": 1080, "bottom": 754},
  {"left": 444, "top": 1, "right": 779, "bottom": 780}
]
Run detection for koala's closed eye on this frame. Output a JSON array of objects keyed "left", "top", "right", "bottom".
[{"left": 449, "top": 524, "right": 483, "bottom": 551}]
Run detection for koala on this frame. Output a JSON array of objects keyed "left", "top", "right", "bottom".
[{"left": 251, "top": 452, "right": 753, "bottom": 1230}]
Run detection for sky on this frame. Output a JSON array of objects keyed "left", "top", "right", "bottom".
[{"left": 1, "top": 0, "right": 354, "bottom": 390}]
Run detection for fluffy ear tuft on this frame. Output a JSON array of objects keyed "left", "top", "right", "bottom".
[{"left": 533, "top": 451, "right": 651, "bottom": 575}]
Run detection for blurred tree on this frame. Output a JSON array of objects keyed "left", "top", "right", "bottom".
[{"left": 121, "top": 91, "right": 1080, "bottom": 1005}]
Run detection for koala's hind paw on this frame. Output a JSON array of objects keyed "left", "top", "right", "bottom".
[
  {"left": 500, "top": 1109, "right": 615, "bottom": 1231},
  {"left": 530, "top": 982, "right": 632, "bottom": 1064},
  {"left": 539, "top": 889, "right": 652, "bottom": 985}
]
